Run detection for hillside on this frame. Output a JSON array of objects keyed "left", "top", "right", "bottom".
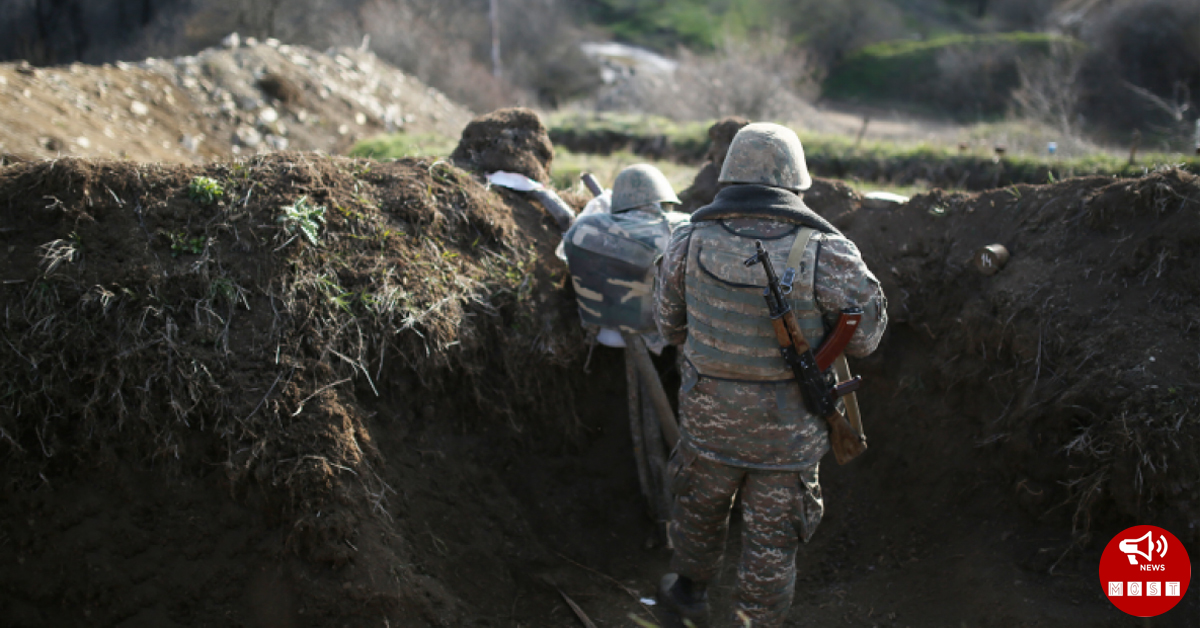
[{"left": 0, "top": 38, "right": 471, "bottom": 164}]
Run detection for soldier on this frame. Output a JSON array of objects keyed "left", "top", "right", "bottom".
[
  {"left": 654, "top": 123, "right": 887, "bottom": 628},
  {"left": 562, "top": 163, "right": 689, "bottom": 522},
  {"left": 563, "top": 164, "right": 687, "bottom": 338}
]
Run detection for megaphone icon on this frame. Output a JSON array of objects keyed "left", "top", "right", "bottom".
[{"left": 1119, "top": 531, "right": 1168, "bottom": 565}]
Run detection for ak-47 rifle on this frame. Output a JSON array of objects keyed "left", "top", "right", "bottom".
[{"left": 744, "top": 239, "right": 868, "bottom": 465}]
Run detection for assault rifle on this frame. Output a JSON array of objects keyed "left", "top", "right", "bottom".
[{"left": 744, "top": 240, "right": 868, "bottom": 465}]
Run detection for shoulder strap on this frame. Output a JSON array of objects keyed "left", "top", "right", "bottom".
[
  {"left": 779, "top": 227, "right": 815, "bottom": 294},
  {"left": 786, "top": 227, "right": 815, "bottom": 274}
]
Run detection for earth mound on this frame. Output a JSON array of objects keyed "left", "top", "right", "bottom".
[
  {"left": 450, "top": 108, "right": 555, "bottom": 185},
  {"left": 0, "top": 40, "right": 472, "bottom": 164},
  {"left": 835, "top": 168, "right": 1200, "bottom": 544},
  {"left": 678, "top": 115, "right": 750, "bottom": 212},
  {"left": 0, "top": 152, "right": 587, "bottom": 626}
]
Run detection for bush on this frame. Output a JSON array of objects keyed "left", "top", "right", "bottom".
[
  {"left": 591, "top": 34, "right": 818, "bottom": 122},
  {"left": 823, "top": 32, "right": 1078, "bottom": 118},
  {"left": 1075, "top": 0, "right": 1200, "bottom": 148}
]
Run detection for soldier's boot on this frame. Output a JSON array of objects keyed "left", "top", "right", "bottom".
[{"left": 656, "top": 573, "right": 709, "bottom": 628}]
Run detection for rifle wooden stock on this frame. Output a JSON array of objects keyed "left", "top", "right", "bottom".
[
  {"left": 824, "top": 407, "right": 867, "bottom": 465},
  {"left": 775, "top": 309, "right": 866, "bottom": 465}
]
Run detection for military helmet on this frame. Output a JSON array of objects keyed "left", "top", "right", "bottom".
[
  {"left": 718, "top": 122, "right": 812, "bottom": 192},
  {"left": 611, "top": 164, "right": 681, "bottom": 212}
]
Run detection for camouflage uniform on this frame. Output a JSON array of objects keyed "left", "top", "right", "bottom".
[
  {"left": 563, "top": 203, "right": 689, "bottom": 333},
  {"left": 656, "top": 188, "right": 886, "bottom": 627},
  {"left": 563, "top": 164, "right": 686, "bottom": 335}
]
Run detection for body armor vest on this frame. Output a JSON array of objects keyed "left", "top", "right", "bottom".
[
  {"left": 683, "top": 221, "right": 827, "bottom": 380},
  {"left": 563, "top": 208, "right": 686, "bottom": 333}
]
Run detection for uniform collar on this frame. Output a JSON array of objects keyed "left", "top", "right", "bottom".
[{"left": 690, "top": 184, "right": 840, "bottom": 235}]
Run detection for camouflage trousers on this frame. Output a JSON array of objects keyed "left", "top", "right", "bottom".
[{"left": 667, "top": 446, "right": 823, "bottom": 628}]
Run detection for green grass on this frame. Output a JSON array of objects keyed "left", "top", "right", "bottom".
[
  {"left": 583, "top": 0, "right": 774, "bottom": 50},
  {"left": 547, "top": 110, "right": 712, "bottom": 160},
  {"left": 349, "top": 133, "right": 458, "bottom": 160},
  {"left": 545, "top": 111, "right": 1200, "bottom": 190},
  {"left": 551, "top": 148, "right": 698, "bottom": 193},
  {"left": 350, "top": 112, "right": 1198, "bottom": 194}
]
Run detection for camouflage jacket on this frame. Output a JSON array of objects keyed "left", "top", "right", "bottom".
[{"left": 654, "top": 185, "right": 887, "bottom": 468}]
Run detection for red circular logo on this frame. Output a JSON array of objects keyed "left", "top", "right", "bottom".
[{"left": 1100, "top": 525, "right": 1191, "bottom": 617}]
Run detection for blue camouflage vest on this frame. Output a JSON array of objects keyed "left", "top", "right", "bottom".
[
  {"left": 564, "top": 207, "right": 687, "bottom": 333},
  {"left": 683, "top": 220, "right": 826, "bottom": 380}
]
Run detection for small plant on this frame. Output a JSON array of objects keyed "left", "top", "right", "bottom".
[
  {"left": 38, "top": 238, "right": 78, "bottom": 274},
  {"left": 210, "top": 277, "right": 248, "bottom": 308},
  {"left": 188, "top": 176, "right": 225, "bottom": 205},
  {"left": 277, "top": 196, "right": 327, "bottom": 246},
  {"left": 168, "top": 231, "right": 206, "bottom": 257}
]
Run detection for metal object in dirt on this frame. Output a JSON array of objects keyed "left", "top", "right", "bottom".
[
  {"left": 611, "top": 164, "right": 680, "bottom": 213},
  {"left": 718, "top": 122, "right": 812, "bottom": 192},
  {"left": 974, "top": 244, "right": 1010, "bottom": 276}
]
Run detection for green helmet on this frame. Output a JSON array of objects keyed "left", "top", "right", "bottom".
[
  {"left": 611, "top": 164, "right": 681, "bottom": 213},
  {"left": 718, "top": 122, "right": 812, "bottom": 192}
]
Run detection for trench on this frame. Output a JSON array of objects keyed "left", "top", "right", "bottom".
[
  {"left": 2, "top": 158, "right": 1199, "bottom": 626},
  {"left": 376, "top": 325, "right": 1182, "bottom": 627}
]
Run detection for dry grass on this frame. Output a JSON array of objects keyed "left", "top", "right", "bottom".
[{"left": 0, "top": 153, "right": 584, "bottom": 558}]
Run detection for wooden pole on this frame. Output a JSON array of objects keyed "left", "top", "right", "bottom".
[
  {"left": 625, "top": 347, "right": 652, "bottom": 508},
  {"left": 625, "top": 335, "right": 680, "bottom": 448},
  {"left": 853, "top": 115, "right": 871, "bottom": 150}
]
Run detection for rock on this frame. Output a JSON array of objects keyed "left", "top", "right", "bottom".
[
  {"left": 265, "top": 135, "right": 289, "bottom": 151},
  {"left": 222, "top": 33, "right": 241, "bottom": 49},
  {"left": 130, "top": 101, "right": 149, "bottom": 116},
  {"left": 237, "top": 95, "right": 264, "bottom": 111},
  {"left": 180, "top": 134, "right": 203, "bottom": 153},
  {"left": 354, "top": 112, "right": 366, "bottom": 126},
  {"left": 258, "top": 108, "right": 279, "bottom": 124},
  {"left": 235, "top": 125, "right": 262, "bottom": 148}
]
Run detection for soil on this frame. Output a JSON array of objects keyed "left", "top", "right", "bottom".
[
  {"left": 678, "top": 116, "right": 750, "bottom": 213},
  {"left": 451, "top": 108, "right": 556, "bottom": 185},
  {"left": 1, "top": 150, "right": 1199, "bottom": 628},
  {"left": 0, "top": 40, "right": 472, "bottom": 164}
]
